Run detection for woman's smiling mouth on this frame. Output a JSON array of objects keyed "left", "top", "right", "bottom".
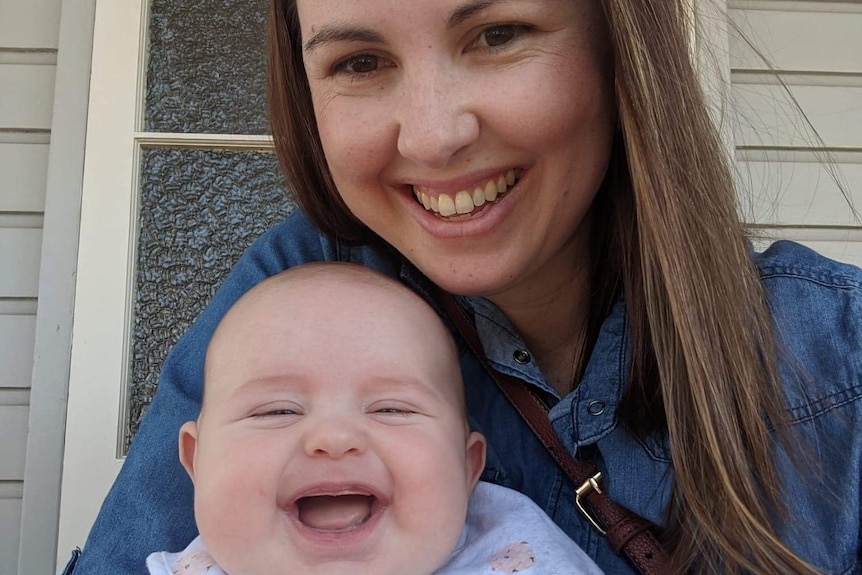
[{"left": 412, "top": 169, "right": 522, "bottom": 219}]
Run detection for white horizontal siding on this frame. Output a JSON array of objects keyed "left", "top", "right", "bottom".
[
  {"left": 0, "top": 229, "right": 42, "bottom": 297},
  {"left": 732, "top": 82, "right": 862, "bottom": 150},
  {"left": 0, "top": 395, "right": 29, "bottom": 575},
  {"left": 0, "top": 143, "right": 49, "bottom": 212},
  {"left": 738, "top": 159, "right": 862, "bottom": 226},
  {"left": 0, "top": 493, "right": 22, "bottom": 575},
  {"left": 0, "top": 0, "right": 62, "bottom": 49},
  {"left": 730, "top": 8, "right": 862, "bottom": 74},
  {"left": 0, "top": 314, "right": 36, "bottom": 391},
  {"left": 729, "top": 0, "right": 862, "bottom": 267},
  {"left": 1, "top": 2, "right": 59, "bottom": 572},
  {"left": 0, "top": 407, "right": 27, "bottom": 573},
  {"left": 0, "top": 64, "right": 56, "bottom": 131},
  {"left": 0, "top": 408, "right": 28, "bottom": 481}
]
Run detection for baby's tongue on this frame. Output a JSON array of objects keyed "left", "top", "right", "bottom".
[{"left": 297, "top": 495, "right": 373, "bottom": 531}]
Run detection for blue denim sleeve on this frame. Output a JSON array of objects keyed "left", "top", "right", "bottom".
[
  {"left": 71, "top": 211, "right": 334, "bottom": 574},
  {"left": 757, "top": 241, "right": 862, "bottom": 574}
]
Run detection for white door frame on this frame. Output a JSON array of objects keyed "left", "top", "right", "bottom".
[
  {"left": 17, "top": 0, "right": 96, "bottom": 573},
  {"left": 57, "top": 0, "right": 148, "bottom": 565}
]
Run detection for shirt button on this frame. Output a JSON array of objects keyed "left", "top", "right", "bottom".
[
  {"left": 587, "top": 400, "right": 605, "bottom": 416},
  {"left": 513, "top": 349, "right": 531, "bottom": 364}
]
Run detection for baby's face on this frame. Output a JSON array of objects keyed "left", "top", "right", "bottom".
[{"left": 180, "top": 272, "right": 485, "bottom": 575}]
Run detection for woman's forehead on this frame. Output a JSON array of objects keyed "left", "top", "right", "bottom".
[
  {"left": 297, "top": 0, "right": 451, "bottom": 33},
  {"left": 296, "top": 0, "right": 569, "bottom": 31},
  {"left": 294, "top": 0, "right": 609, "bottom": 62}
]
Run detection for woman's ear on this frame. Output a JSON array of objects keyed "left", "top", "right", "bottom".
[
  {"left": 464, "top": 431, "right": 487, "bottom": 490},
  {"left": 178, "top": 421, "right": 199, "bottom": 483}
]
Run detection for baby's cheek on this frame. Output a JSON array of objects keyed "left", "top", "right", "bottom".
[{"left": 195, "top": 472, "right": 266, "bottom": 544}]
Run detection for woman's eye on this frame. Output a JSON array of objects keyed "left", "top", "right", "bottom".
[
  {"left": 334, "top": 54, "right": 381, "bottom": 76},
  {"left": 476, "top": 24, "right": 527, "bottom": 49}
]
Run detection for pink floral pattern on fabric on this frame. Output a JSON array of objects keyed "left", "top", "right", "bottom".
[
  {"left": 489, "top": 541, "right": 536, "bottom": 572},
  {"left": 171, "top": 550, "right": 217, "bottom": 575}
]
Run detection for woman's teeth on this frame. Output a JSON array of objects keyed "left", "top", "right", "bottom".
[{"left": 413, "top": 169, "right": 519, "bottom": 217}]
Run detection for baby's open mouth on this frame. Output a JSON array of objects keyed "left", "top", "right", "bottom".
[{"left": 296, "top": 494, "right": 376, "bottom": 532}]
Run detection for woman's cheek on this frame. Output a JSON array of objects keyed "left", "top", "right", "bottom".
[{"left": 318, "top": 95, "right": 397, "bottom": 176}]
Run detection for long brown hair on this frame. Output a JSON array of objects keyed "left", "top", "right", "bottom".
[{"left": 267, "top": 1, "right": 818, "bottom": 573}]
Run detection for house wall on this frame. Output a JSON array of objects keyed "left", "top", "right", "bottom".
[
  {"left": 729, "top": 0, "right": 862, "bottom": 264},
  {"left": 0, "top": 0, "right": 62, "bottom": 573}
]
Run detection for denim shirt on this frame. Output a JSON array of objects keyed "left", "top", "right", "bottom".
[{"left": 69, "top": 210, "right": 862, "bottom": 575}]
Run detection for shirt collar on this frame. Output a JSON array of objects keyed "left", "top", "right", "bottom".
[{"left": 398, "top": 257, "right": 630, "bottom": 446}]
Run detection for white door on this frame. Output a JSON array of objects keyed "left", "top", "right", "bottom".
[{"left": 57, "top": 0, "right": 143, "bottom": 561}]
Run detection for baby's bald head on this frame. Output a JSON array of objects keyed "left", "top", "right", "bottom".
[{"left": 202, "top": 263, "right": 465, "bottom": 420}]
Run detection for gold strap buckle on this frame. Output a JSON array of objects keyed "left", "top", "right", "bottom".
[{"left": 575, "top": 471, "right": 607, "bottom": 535}]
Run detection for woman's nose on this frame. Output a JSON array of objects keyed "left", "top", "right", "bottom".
[
  {"left": 302, "top": 417, "right": 366, "bottom": 459},
  {"left": 395, "top": 66, "right": 480, "bottom": 169}
]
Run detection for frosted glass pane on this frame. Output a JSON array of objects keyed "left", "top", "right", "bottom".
[
  {"left": 128, "top": 148, "right": 295, "bottom": 449},
  {"left": 144, "top": 0, "right": 270, "bottom": 134}
]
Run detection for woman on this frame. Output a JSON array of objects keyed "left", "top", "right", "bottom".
[{"left": 69, "top": 1, "right": 861, "bottom": 574}]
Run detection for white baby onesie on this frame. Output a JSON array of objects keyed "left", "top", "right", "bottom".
[{"left": 146, "top": 481, "right": 605, "bottom": 575}]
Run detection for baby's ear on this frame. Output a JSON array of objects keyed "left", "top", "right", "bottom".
[
  {"left": 464, "top": 431, "right": 487, "bottom": 490},
  {"left": 178, "top": 421, "right": 199, "bottom": 482}
]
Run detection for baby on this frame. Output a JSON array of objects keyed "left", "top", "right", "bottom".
[{"left": 147, "top": 263, "right": 603, "bottom": 575}]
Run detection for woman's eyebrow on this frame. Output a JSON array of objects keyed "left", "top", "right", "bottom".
[
  {"left": 303, "top": 0, "right": 510, "bottom": 54},
  {"left": 447, "top": 0, "right": 498, "bottom": 28},
  {"left": 304, "top": 25, "right": 384, "bottom": 54}
]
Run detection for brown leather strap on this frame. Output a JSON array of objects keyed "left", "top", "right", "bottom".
[{"left": 438, "top": 291, "right": 672, "bottom": 575}]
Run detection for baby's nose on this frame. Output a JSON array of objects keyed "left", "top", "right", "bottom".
[{"left": 303, "top": 419, "right": 367, "bottom": 459}]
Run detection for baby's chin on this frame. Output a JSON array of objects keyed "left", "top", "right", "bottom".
[
  {"left": 286, "top": 555, "right": 450, "bottom": 575},
  {"left": 199, "top": 517, "right": 457, "bottom": 575},
  {"left": 214, "top": 553, "right": 449, "bottom": 575}
]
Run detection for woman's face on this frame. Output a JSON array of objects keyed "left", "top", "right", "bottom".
[{"left": 298, "top": 0, "right": 615, "bottom": 300}]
